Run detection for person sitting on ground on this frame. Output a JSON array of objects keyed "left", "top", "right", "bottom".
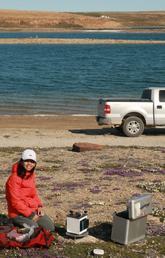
[{"left": 6, "top": 149, "right": 55, "bottom": 232}]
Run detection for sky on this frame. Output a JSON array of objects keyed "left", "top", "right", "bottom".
[{"left": 1, "top": 0, "right": 165, "bottom": 13}]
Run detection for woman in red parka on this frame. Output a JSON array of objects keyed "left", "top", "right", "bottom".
[{"left": 6, "top": 149, "right": 55, "bottom": 231}]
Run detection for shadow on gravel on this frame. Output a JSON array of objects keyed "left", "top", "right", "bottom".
[
  {"left": 143, "top": 128, "right": 165, "bottom": 136},
  {"left": 69, "top": 128, "right": 121, "bottom": 136},
  {"left": 55, "top": 222, "right": 113, "bottom": 241},
  {"left": 69, "top": 128, "right": 165, "bottom": 137},
  {"left": 88, "top": 222, "right": 113, "bottom": 242}
]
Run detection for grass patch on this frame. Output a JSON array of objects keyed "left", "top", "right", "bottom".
[
  {"left": 70, "top": 12, "right": 101, "bottom": 17},
  {"left": 99, "top": 163, "right": 118, "bottom": 169},
  {"left": 42, "top": 22, "right": 83, "bottom": 29},
  {"left": 0, "top": 189, "right": 5, "bottom": 194},
  {"left": 0, "top": 22, "right": 32, "bottom": 28},
  {"left": 44, "top": 159, "right": 64, "bottom": 163},
  {"left": 3, "top": 135, "right": 10, "bottom": 138},
  {"left": 35, "top": 164, "right": 61, "bottom": 172},
  {"left": 136, "top": 182, "right": 165, "bottom": 193},
  {"left": 0, "top": 147, "right": 23, "bottom": 154},
  {"left": 35, "top": 184, "right": 47, "bottom": 189}
]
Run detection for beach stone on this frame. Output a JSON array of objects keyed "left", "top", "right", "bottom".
[{"left": 72, "top": 142, "right": 104, "bottom": 152}]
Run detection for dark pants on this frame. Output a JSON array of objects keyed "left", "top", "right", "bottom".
[{"left": 11, "top": 212, "right": 55, "bottom": 232}]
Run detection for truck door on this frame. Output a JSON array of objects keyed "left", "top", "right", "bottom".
[{"left": 154, "top": 90, "right": 165, "bottom": 125}]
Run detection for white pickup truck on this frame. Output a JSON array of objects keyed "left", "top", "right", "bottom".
[{"left": 96, "top": 87, "right": 165, "bottom": 137}]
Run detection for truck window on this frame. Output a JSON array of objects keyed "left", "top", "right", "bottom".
[
  {"left": 141, "top": 90, "right": 151, "bottom": 100},
  {"left": 159, "top": 90, "right": 165, "bottom": 102}
]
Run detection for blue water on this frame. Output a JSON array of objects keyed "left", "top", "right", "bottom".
[
  {"left": 0, "top": 32, "right": 165, "bottom": 116},
  {"left": 1, "top": 31, "right": 165, "bottom": 41}
]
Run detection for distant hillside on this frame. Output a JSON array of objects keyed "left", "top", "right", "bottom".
[{"left": 0, "top": 9, "right": 165, "bottom": 31}]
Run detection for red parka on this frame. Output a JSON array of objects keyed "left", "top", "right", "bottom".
[{"left": 6, "top": 162, "right": 43, "bottom": 219}]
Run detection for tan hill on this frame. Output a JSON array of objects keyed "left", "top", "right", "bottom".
[{"left": 0, "top": 9, "right": 165, "bottom": 31}]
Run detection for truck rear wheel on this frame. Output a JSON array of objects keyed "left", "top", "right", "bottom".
[{"left": 122, "top": 116, "right": 144, "bottom": 137}]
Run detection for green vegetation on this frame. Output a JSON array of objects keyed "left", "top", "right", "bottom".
[
  {"left": 70, "top": 11, "right": 165, "bottom": 27},
  {"left": 101, "top": 12, "right": 165, "bottom": 27},
  {"left": 70, "top": 12, "right": 101, "bottom": 17},
  {"left": 41, "top": 22, "right": 83, "bottom": 29},
  {"left": 0, "top": 22, "right": 32, "bottom": 28}
]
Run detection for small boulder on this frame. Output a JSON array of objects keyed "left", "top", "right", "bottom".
[{"left": 72, "top": 142, "right": 104, "bottom": 152}]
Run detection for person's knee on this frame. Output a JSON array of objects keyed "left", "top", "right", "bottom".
[
  {"left": 38, "top": 215, "right": 55, "bottom": 232},
  {"left": 11, "top": 216, "right": 38, "bottom": 228},
  {"left": 45, "top": 222, "right": 55, "bottom": 232}
]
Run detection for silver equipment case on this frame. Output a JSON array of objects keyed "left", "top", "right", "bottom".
[{"left": 111, "top": 194, "right": 152, "bottom": 245}]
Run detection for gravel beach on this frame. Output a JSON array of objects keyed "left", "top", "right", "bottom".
[
  {"left": 1, "top": 115, "right": 165, "bottom": 148},
  {"left": 0, "top": 38, "right": 165, "bottom": 44}
]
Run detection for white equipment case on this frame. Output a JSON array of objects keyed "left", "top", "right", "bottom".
[{"left": 66, "top": 210, "right": 89, "bottom": 238}]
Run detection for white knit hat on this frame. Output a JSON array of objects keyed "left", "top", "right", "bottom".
[{"left": 21, "top": 149, "right": 37, "bottom": 162}]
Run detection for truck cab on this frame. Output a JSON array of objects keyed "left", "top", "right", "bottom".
[{"left": 142, "top": 88, "right": 165, "bottom": 125}]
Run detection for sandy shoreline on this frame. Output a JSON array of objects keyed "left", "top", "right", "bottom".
[
  {"left": 0, "top": 38, "right": 165, "bottom": 44},
  {"left": 1, "top": 115, "right": 165, "bottom": 148}
]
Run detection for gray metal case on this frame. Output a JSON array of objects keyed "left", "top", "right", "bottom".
[
  {"left": 128, "top": 194, "right": 152, "bottom": 220},
  {"left": 111, "top": 211, "right": 147, "bottom": 245},
  {"left": 111, "top": 194, "right": 152, "bottom": 245}
]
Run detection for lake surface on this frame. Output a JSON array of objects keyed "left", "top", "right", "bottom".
[
  {"left": 1, "top": 31, "right": 165, "bottom": 40},
  {"left": 0, "top": 32, "right": 165, "bottom": 116}
]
